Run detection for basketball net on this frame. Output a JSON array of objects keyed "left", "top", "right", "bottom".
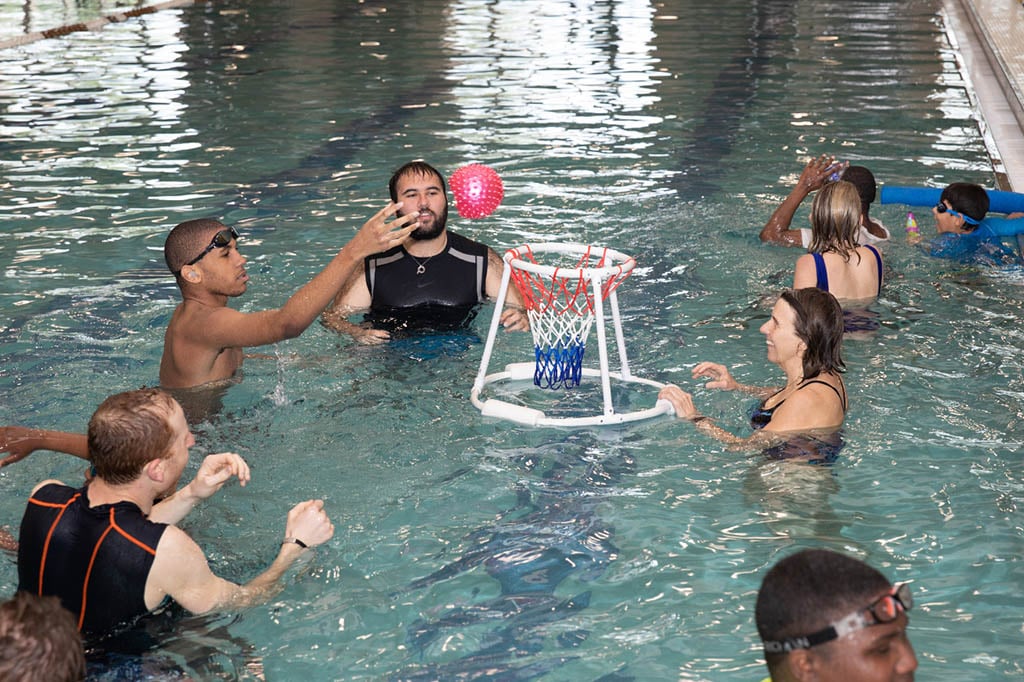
[{"left": 507, "top": 244, "right": 633, "bottom": 389}]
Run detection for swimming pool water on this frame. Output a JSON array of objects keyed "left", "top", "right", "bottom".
[{"left": 1, "top": 0, "right": 1022, "bottom": 679}]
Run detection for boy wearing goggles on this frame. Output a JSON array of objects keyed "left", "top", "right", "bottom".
[
  {"left": 921, "top": 182, "right": 1024, "bottom": 264},
  {"left": 756, "top": 548, "right": 917, "bottom": 682},
  {"left": 160, "top": 204, "right": 418, "bottom": 389},
  {"left": 931, "top": 182, "right": 989, "bottom": 235},
  {"left": 0, "top": 206, "right": 419, "bottom": 473}
]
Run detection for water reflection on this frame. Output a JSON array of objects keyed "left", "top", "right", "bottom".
[{"left": 393, "top": 434, "right": 632, "bottom": 679}]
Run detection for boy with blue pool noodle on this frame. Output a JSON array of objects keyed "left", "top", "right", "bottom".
[{"left": 917, "top": 182, "right": 1023, "bottom": 263}]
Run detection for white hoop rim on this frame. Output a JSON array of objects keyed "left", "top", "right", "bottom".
[{"left": 504, "top": 243, "right": 635, "bottom": 280}]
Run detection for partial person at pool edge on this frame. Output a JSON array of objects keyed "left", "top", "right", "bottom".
[
  {"left": 792, "top": 180, "right": 883, "bottom": 301},
  {"left": 0, "top": 591, "right": 86, "bottom": 682},
  {"left": 755, "top": 548, "right": 917, "bottom": 682},
  {"left": 321, "top": 160, "right": 529, "bottom": 343},
  {"left": 658, "top": 288, "right": 846, "bottom": 449},
  {"left": 159, "top": 202, "right": 418, "bottom": 389},
  {"left": 760, "top": 155, "right": 890, "bottom": 248},
  {"left": 16, "top": 388, "right": 334, "bottom": 637}
]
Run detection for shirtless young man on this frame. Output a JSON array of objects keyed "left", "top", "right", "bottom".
[
  {"left": 160, "top": 203, "right": 417, "bottom": 387},
  {"left": 322, "top": 161, "right": 527, "bottom": 343},
  {"left": 0, "top": 210, "right": 415, "bottom": 469},
  {"left": 17, "top": 388, "right": 334, "bottom": 635}
]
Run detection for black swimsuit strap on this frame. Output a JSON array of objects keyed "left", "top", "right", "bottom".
[{"left": 798, "top": 378, "right": 848, "bottom": 412}]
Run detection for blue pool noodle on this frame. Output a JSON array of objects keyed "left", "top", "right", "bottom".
[
  {"left": 880, "top": 186, "right": 1024, "bottom": 214},
  {"left": 880, "top": 186, "right": 1024, "bottom": 246}
]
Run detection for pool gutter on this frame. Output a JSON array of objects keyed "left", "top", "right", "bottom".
[{"left": 943, "top": 0, "right": 1024, "bottom": 192}]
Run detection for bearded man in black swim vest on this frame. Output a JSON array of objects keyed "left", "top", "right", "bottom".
[{"left": 322, "top": 160, "right": 529, "bottom": 342}]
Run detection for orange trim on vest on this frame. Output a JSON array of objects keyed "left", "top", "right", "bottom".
[
  {"left": 79, "top": 517, "right": 115, "bottom": 630},
  {"left": 32, "top": 492, "right": 80, "bottom": 597},
  {"left": 111, "top": 510, "right": 158, "bottom": 556},
  {"left": 31, "top": 494, "right": 160, "bottom": 631}
]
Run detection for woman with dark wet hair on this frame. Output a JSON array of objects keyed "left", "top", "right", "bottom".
[{"left": 659, "top": 288, "right": 846, "bottom": 447}]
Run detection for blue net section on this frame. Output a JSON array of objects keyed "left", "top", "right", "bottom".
[{"left": 533, "top": 336, "right": 586, "bottom": 389}]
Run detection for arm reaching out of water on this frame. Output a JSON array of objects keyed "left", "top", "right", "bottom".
[
  {"left": 147, "top": 499, "right": 335, "bottom": 614},
  {"left": 485, "top": 248, "right": 530, "bottom": 332},
  {"left": 149, "top": 453, "right": 251, "bottom": 525},
  {"left": 691, "top": 362, "right": 777, "bottom": 398},
  {"left": 658, "top": 385, "right": 778, "bottom": 447},
  {"left": 0, "top": 428, "right": 88, "bottom": 468},
  {"left": 760, "top": 155, "right": 846, "bottom": 247},
  {"left": 161, "top": 203, "right": 418, "bottom": 387}
]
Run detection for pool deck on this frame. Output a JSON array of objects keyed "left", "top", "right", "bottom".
[
  {"left": 947, "top": 0, "right": 1024, "bottom": 191},
  {"left": 0, "top": 0, "right": 1021, "bottom": 191}
]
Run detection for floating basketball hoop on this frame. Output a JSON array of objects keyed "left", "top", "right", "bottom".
[{"left": 471, "top": 243, "right": 673, "bottom": 427}]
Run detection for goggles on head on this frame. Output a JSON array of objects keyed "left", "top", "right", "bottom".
[
  {"left": 762, "top": 583, "right": 912, "bottom": 654},
  {"left": 179, "top": 227, "right": 239, "bottom": 272}
]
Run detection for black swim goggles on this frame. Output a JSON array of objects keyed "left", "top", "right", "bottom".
[
  {"left": 762, "top": 583, "right": 912, "bottom": 653},
  {"left": 934, "top": 202, "right": 980, "bottom": 226},
  {"left": 180, "top": 227, "right": 239, "bottom": 271}
]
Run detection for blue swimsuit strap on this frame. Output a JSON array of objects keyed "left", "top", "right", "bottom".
[
  {"left": 812, "top": 252, "right": 829, "bottom": 291},
  {"left": 814, "top": 246, "right": 882, "bottom": 295},
  {"left": 864, "top": 243, "right": 882, "bottom": 293}
]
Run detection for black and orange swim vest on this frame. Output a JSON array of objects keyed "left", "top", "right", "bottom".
[{"left": 17, "top": 483, "right": 167, "bottom": 635}]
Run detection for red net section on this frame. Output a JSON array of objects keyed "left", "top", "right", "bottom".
[{"left": 507, "top": 245, "right": 631, "bottom": 315}]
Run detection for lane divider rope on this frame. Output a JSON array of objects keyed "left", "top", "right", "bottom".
[{"left": 0, "top": 0, "right": 199, "bottom": 51}]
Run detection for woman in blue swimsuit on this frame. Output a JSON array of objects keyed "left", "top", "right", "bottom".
[
  {"left": 658, "top": 288, "right": 846, "bottom": 446},
  {"left": 793, "top": 180, "right": 883, "bottom": 301}
]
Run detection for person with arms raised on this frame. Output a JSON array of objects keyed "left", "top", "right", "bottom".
[{"left": 760, "top": 155, "right": 889, "bottom": 248}]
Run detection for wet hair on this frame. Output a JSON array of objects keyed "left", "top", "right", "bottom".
[
  {"left": 780, "top": 288, "right": 845, "bottom": 379},
  {"left": 0, "top": 592, "right": 86, "bottom": 682},
  {"left": 756, "top": 549, "right": 891, "bottom": 671},
  {"left": 940, "top": 182, "right": 989, "bottom": 231},
  {"left": 164, "top": 218, "right": 229, "bottom": 276},
  {"left": 808, "top": 181, "right": 861, "bottom": 261},
  {"left": 388, "top": 161, "right": 448, "bottom": 203},
  {"left": 840, "top": 165, "right": 877, "bottom": 211},
  {"left": 88, "top": 388, "right": 179, "bottom": 485}
]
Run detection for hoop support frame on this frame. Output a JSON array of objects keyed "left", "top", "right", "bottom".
[{"left": 471, "top": 242, "right": 673, "bottom": 427}]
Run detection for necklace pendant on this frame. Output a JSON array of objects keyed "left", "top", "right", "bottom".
[{"left": 416, "top": 264, "right": 426, "bottom": 275}]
